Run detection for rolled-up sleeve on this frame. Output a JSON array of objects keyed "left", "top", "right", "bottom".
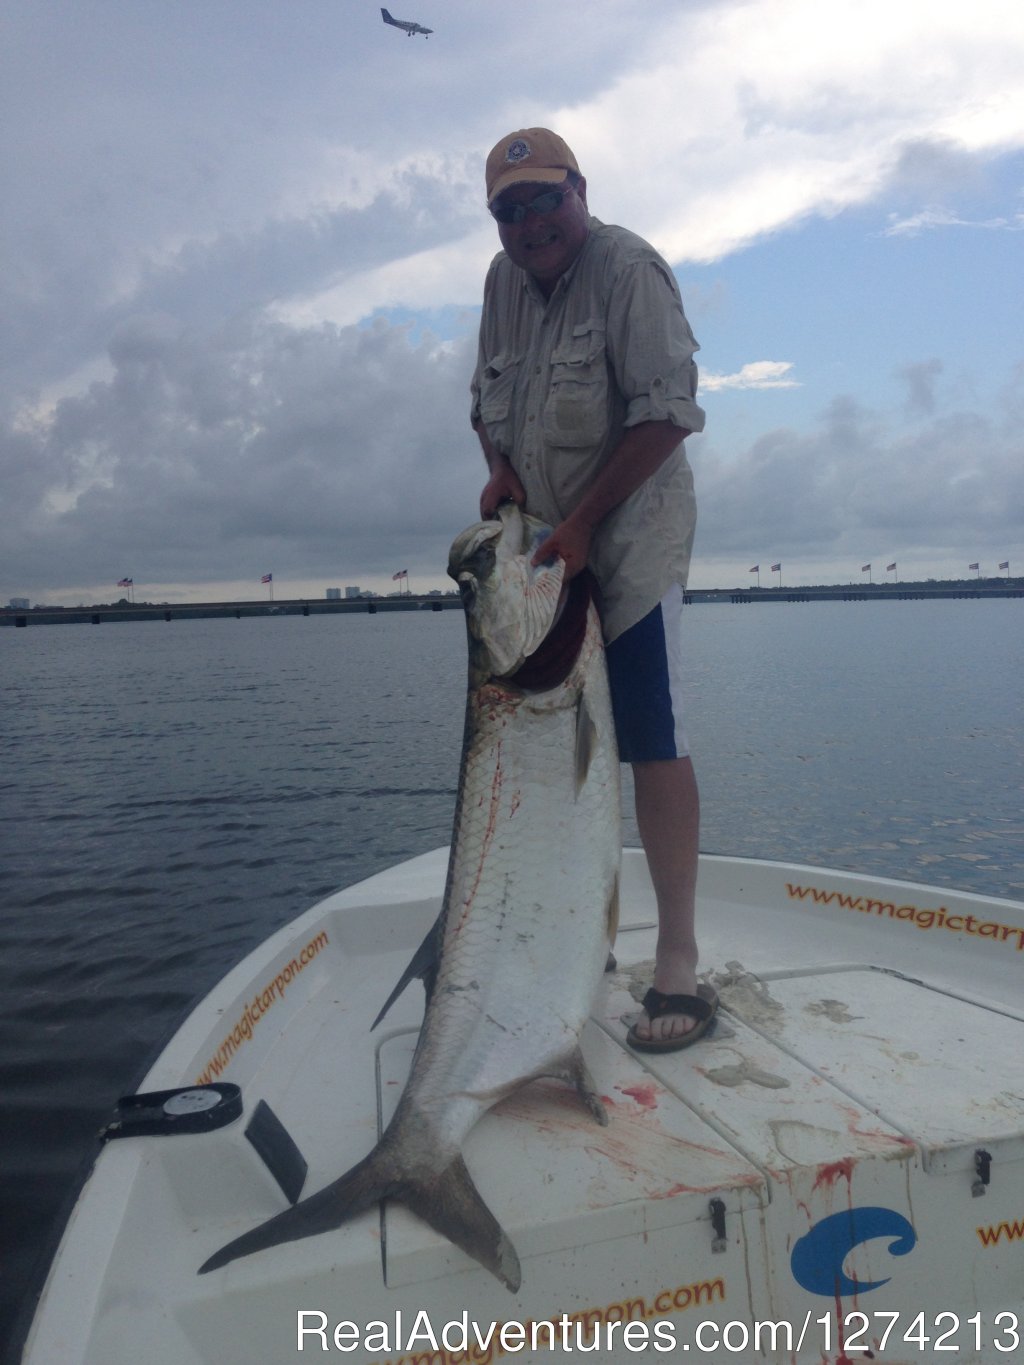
[{"left": 607, "top": 260, "right": 706, "bottom": 434}]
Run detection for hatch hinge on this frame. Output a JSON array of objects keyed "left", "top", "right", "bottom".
[
  {"left": 972, "top": 1148, "right": 992, "bottom": 1198},
  {"left": 709, "top": 1197, "right": 727, "bottom": 1252}
]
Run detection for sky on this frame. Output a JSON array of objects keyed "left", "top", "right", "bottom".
[{"left": 2, "top": 0, "right": 1022, "bottom": 605}]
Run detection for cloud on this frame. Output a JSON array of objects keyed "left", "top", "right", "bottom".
[
  {"left": 883, "top": 207, "right": 1024, "bottom": 237},
  {"left": 896, "top": 359, "right": 944, "bottom": 417},
  {"left": 10, "top": 313, "right": 1019, "bottom": 602},
  {"left": 694, "top": 378, "right": 1024, "bottom": 568},
  {"left": 2, "top": 0, "right": 1023, "bottom": 599},
  {"left": 548, "top": 0, "right": 1024, "bottom": 268},
  {"left": 3, "top": 315, "right": 482, "bottom": 597},
  {"left": 702, "top": 362, "right": 801, "bottom": 392},
  {"left": 266, "top": 2, "right": 1024, "bottom": 328}
]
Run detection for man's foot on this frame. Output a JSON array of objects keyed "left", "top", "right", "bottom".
[
  {"left": 626, "top": 983, "right": 718, "bottom": 1054},
  {"left": 630, "top": 953, "right": 699, "bottom": 1046}
]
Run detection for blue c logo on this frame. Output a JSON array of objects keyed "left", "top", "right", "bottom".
[{"left": 791, "top": 1207, "right": 917, "bottom": 1296}]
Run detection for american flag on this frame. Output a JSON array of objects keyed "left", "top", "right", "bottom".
[
  {"left": 117, "top": 577, "right": 133, "bottom": 587},
  {"left": 969, "top": 562, "right": 979, "bottom": 571},
  {"left": 999, "top": 561, "right": 1010, "bottom": 570},
  {"left": 749, "top": 565, "right": 759, "bottom": 573},
  {"left": 392, "top": 569, "right": 408, "bottom": 580},
  {"left": 771, "top": 563, "right": 781, "bottom": 572},
  {"left": 861, "top": 564, "right": 871, "bottom": 572},
  {"left": 887, "top": 563, "right": 897, "bottom": 572},
  {"left": 261, "top": 573, "right": 272, "bottom": 584}
]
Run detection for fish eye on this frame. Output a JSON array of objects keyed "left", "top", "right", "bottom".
[
  {"left": 461, "top": 542, "right": 496, "bottom": 583},
  {"left": 448, "top": 520, "right": 502, "bottom": 581}
]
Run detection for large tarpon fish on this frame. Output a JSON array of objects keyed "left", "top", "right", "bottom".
[{"left": 199, "top": 503, "right": 621, "bottom": 1290}]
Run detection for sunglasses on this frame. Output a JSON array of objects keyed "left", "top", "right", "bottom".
[{"left": 490, "top": 187, "right": 570, "bottom": 225}]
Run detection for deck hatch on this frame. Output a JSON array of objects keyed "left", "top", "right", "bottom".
[{"left": 714, "top": 966, "right": 1024, "bottom": 1177}]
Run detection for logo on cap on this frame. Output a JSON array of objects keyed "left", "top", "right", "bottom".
[{"left": 505, "top": 138, "right": 532, "bottom": 165}]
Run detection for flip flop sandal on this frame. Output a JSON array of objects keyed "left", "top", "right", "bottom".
[{"left": 626, "top": 983, "right": 719, "bottom": 1053}]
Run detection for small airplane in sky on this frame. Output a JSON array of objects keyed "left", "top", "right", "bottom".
[{"left": 381, "top": 8, "right": 432, "bottom": 38}]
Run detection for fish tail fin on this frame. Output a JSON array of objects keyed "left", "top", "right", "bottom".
[
  {"left": 198, "top": 1140, "right": 522, "bottom": 1292},
  {"left": 400, "top": 1153, "right": 522, "bottom": 1292},
  {"left": 198, "top": 1142, "right": 399, "bottom": 1275}
]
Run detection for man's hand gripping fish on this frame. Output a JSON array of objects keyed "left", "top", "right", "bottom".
[{"left": 199, "top": 503, "right": 621, "bottom": 1291}]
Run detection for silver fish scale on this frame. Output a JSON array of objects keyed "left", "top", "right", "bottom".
[{"left": 396, "top": 601, "right": 621, "bottom": 1155}]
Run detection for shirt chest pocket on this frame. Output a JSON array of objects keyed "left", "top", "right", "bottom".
[
  {"left": 477, "top": 352, "right": 520, "bottom": 451},
  {"left": 544, "top": 321, "right": 608, "bottom": 448}
]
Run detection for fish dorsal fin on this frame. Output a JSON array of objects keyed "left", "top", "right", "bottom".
[{"left": 370, "top": 911, "right": 444, "bottom": 1030}]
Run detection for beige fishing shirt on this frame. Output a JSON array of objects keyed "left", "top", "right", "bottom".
[{"left": 471, "top": 217, "right": 706, "bottom": 642}]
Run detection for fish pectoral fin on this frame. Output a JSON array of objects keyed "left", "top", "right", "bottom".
[
  {"left": 401, "top": 1154, "right": 521, "bottom": 1293},
  {"left": 197, "top": 1145, "right": 398, "bottom": 1275},
  {"left": 606, "top": 871, "right": 620, "bottom": 943},
  {"left": 574, "top": 695, "right": 597, "bottom": 799},
  {"left": 371, "top": 909, "right": 445, "bottom": 1030}
]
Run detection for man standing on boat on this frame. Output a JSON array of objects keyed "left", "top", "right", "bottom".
[{"left": 472, "top": 128, "right": 714, "bottom": 1050}]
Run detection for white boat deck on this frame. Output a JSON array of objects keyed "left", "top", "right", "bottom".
[{"left": 23, "top": 851, "right": 1024, "bottom": 1364}]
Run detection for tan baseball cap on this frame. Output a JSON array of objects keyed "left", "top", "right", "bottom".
[{"left": 485, "top": 128, "right": 581, "bottom": 205}]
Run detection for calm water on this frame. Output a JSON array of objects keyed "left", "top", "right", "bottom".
[{"left": 2, "top": 600, "right": 1022, "bottom": 1352}]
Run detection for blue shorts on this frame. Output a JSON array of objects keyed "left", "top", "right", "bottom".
[{"left": 605, "top": 584, "right": 690, "bottom": 763}]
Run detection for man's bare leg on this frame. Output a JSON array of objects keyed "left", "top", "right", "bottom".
[{"left": 630, "top": 755, "right": 701, "bottom": 1044}]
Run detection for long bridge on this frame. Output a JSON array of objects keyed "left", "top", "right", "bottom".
[{"left": 3, "top": 582, "right": 1021, "bottom": 628}]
